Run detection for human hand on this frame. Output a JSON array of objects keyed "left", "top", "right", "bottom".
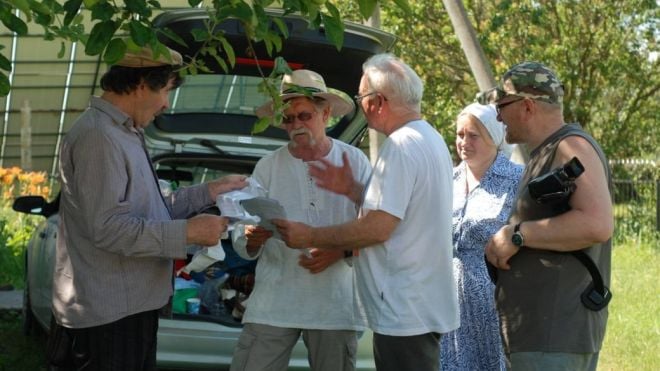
[
  {"left": 186, "top": 214, "right": 228, "bottom": 246},
  {"left": 309, "top": 152, "right": 356, "bottom": 197},
  {"left": 485, "top": 224, "right": 520, "bottom": 270},
  {"left": 298, "top": 248, "right": 343, "bottom": 274},
  {"left": 271, "top": 219, "right": 313, "bottom": 249},
  {"left": 208, "top": 174, "right": 248, "bottom": 198},
  {"left": 244, "top": 225, "right": 273, "bottom": 254}
]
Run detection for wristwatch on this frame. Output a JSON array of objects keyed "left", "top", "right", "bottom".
[{"left": 511, "top": 223, "right": 525, "bottom": 247}]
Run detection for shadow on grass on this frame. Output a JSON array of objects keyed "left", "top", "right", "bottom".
[{"left": 0, "top": 309, "right": 47, "bottom": 371}]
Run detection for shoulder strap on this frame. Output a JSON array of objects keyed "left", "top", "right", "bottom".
[
  {"left": 573, "top": 250, "right": 612, "bottom": 311},
  {"left": 546, "top": 124, "right": 613, "bottom": 311}
]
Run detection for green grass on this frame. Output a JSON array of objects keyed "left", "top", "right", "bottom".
[
  {"left": 599, "top": 241, "right": 660, "bottom": 370},
  {"left": 0, "top": 242, "right": 657, "bottom": 370}
]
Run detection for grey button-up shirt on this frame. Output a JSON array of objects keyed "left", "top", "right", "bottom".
[{"left": 54, "top": 96, "right": 212, "bottom": 328}]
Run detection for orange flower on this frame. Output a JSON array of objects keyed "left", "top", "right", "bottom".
[
  {"left": 29, "top": 172, "right": 46, "bottom": 185},
  {"left": 2, "top": 174, "right": 14, "bottom": 185},
  {"left": 9, "top": 166, "right": 22, "bottom": 175}
]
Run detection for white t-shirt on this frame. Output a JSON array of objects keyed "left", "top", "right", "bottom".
[
  {"left": 233, "top": 139, "right": 371, "bottom": 330},
  {"left": 357, "top": 120, "right": 459, "bottom": 336}
]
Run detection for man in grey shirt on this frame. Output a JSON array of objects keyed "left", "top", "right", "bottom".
[{"left": 51, "top": 45, "right": 247, "bottom": 370}]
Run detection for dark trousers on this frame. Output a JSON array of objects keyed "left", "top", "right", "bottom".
[
  {"left": 373, "top": 332, "right": 441, "bottom": 371},
  {"left": 47, "top": 310, "right": 159, "bottom": 371}
]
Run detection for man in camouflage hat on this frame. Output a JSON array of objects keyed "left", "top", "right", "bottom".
[
  {"left": 481, "top": 61, "right": 613, "bottom": 371},
  {"left": 50, "top": 45, "right": 247, "bottom": 370}
]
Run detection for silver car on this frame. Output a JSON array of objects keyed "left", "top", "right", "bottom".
[{"left": 12, "top": 8, "right": 395, "bottom": 370}]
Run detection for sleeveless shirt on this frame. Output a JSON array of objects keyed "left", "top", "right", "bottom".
[{"left": 496, "top": 123, "right": 612, "bottom": 353}]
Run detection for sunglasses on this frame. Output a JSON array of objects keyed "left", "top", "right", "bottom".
[
  {"left": 281, "top": 111, "right": 316, "bottom": 125},
  {"left": 495, "top": 97, "right": 525, "bottom": 115},
  {"left": 354, "top": 92, "right": 378, "bottom": 104}
]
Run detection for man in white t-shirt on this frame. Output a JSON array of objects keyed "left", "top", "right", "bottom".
[
  {"left": 229, "top": 70, "right": 371, "bottom": 371},
  {"left": 274, "top": 54, "right": 459, "bottom": 371}
]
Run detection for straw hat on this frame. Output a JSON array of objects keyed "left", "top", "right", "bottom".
[
  {"left": 115, "top": 45, "right": 183, "bottom": 67},
  {"left": 255, "top": 69, "right": 354, "bottom": 118}
]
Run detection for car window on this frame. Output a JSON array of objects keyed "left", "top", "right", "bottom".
[
  {"left": 167, "top": 73, "right": 345, "bottom": 130},
  {"left": 169, "top": 74, "right": 266, "bottom": 116}
]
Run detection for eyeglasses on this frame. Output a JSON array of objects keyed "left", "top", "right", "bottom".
[
  {"left": 354, "top": 92, "right": 378, "bottom": 104},
  {"left": 495, "top": 97, "right": 525, "bottom": 115},
  {"left": 281, "top": 111, "right": 316, "bottom": 125}
]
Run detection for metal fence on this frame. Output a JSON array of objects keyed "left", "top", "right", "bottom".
[{"left": 610, "top": 159, "right": 659, "bottom": 242}]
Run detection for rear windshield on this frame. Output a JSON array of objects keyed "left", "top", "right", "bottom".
[
  {"left": 167, "top": 74, "right": 349, "bottom": 130},
  {"left": 168, "top": 74, "right": 266, "bottom": 115}
]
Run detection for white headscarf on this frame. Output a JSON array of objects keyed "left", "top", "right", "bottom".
[{"left": 458, "top": 102, "right": 512, "bottom": 157}]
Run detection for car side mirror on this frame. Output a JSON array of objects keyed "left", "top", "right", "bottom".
[{"left": 12, "top": 195, "right": 59, "bottom": 218}]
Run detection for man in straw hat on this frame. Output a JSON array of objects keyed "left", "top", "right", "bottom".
[
  {"left": 481, "top": 61, "right": 613, "bottom": 371},
  {"left": 273, "top": 53, "right": 459, "bottom": 371},
  {"left": 229, "top": 69, "right": 371, "bottom": 371},
  {"left": 50, "top": 45, "right": 247, "bottom": 370}
]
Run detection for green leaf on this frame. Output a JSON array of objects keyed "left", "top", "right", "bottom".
[
  {"left": 72, "top": 13, "right": 84, "bottom": 25},
  {"left": 272, "top": 56, "right": 292, "bottom": 75},
  {"left": 263, "top": 36, "right": 273, "bottom": 56},
  {"left": 191, "top": 28, "right": 209, "bottom": 42},
  {"left": 129, "top": 20, "right": 152, "bottom": 46},
  {"left": 57, "top": 42, "right": 66, "bottom": 58},
  {"left": 151, "top": 41, "right": 173, "bottom": 63},
  {"left": 188, "top": 0, "right": 203, "bottom": 6},
  {"left": 356, "top": 0, "right": 378, "bottom": 20},
  {"left": 83, "top": 0, "right": 100, "bottom": 8},
  {"left": 321, "top": 4, "right": 344, "bottom": 50},
  {"left": 63, "top": 0, "right": 83, "bottom": 26},
  {"left": 219, "top": 37, "right": 235, "bottom": 68},
  {"left": 8, "top": 0, "right": 31, "bottom": 21},
  {"left": 158, "top": 27, "right": 187, "bottom": 48},
  {"left": 30, "top": 1, "right": 52, "bottom": 15},
  {"left": 232, "top": 1, "right": 254, "bottom": 24},
  {"left": 85, "top": 20, "right": 118, "bottom": 56},
  {"left": 390, "top": 0, "right": 412, "bottom": 16},
  {"left": 103, "top": 38, "right": 126, "bottom": 64},
  {"left": 0, "top": 72, "right": 9, "bottom": 96},
  {"left": 271, "top": 17, "right": 289, "bottom": 39},
  {"left": 187, "top": 62, "right": 197, "bottom": 75},
  {"left": 212, "top": 53, "right": 229, "bottom": 73},
  {"left": 127, "top": 0, "right": 151, "bottom": 17},
  {"left": 271, "top": 34, "right": 282, "bottom": 53},
  {"left": 305, "top": 4, "right": 320, "bottom": 23},
  {"left": 251, "top": 117, "right": 271, "bottom": 134},
  {"left": 90, "top": 2, "right": 115, "bottom": 21},
  {"left": 0, "top": 52, "right": 11, "bottom": 71},
  {"left": 1, "top": 12, "right": 28, "bottom": 36},
  {"left": 196, "top": 62, "right": 211, "bottom": 73}
]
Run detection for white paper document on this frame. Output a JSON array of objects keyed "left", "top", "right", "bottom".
[
  {"left": 179, "top": 244, "right": 226, "bottom": 274},
  {"left": 239, "top": 197, "right": 311, "bottom": 258},
  {"left": 217, "top": 177, "right": 267, "bottom": 229},
  {"left": 239, "top": 197, "right": 287, "bottom": 238}
]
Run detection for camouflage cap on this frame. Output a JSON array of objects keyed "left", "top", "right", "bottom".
[{"left": 477, "top": 61, "right": 564, "bottom": 105}]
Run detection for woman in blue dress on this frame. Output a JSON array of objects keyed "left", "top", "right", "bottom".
[{"left": 441, "top": 103, "right": 523, "bottom": 370}]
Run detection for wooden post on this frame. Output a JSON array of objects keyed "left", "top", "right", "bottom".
[
  {"left": 442, "top": 0, "right": 528, "bottom": 163},
  {"left": 20, "top": 99, "right": 32, "bottom": 170},
  {"left": 365, "top": 7, "right": 386, "bottom": 165}
]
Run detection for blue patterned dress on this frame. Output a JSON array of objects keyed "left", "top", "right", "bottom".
[{"left": 441, "top": 153, "right": 523, "bottom": 371}]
